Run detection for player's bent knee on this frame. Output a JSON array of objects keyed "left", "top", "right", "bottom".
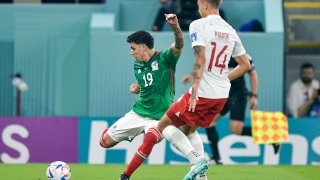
[
  {"left": 99, "top": 128, "right": 112, "bottom": 148},
  {"left": 230, "top": 121, "right": 244, "bottom": 135},
  {"left": 99, "top": 139, "right": 108, "bottom": 148},
  {"left": 147, "top": 127, "right": 163, "bottom": 143},
  {"left": 231, "top": 128, "right": 242, "bottom": 135}
]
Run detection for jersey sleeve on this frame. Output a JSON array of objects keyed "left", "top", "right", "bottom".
[
  {"left": 189, "top": 20, "right": 206, "bottom": 48},
  {"left": 286, "top": 83, "right": 300, "bottom": 117},
  {"left": 231, "top": 32, "right": 246, "bottom": 57},
  {"left": 160, "top": 48, "right": 180, "bottom": 66}
]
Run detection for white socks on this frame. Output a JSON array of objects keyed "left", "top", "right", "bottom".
[
  {"left": 162, "top": 125, "right": 202, "bottom": 164},
  {"left": 187, "top": 131, "right": 204, "bottom": 158},
  {"left": 188, "top": 132, "right": 207, "bottom": 180}
]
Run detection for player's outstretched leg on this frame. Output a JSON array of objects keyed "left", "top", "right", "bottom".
[
  {"left": 183, "top": 158, "right": 209, "bottom": 180},
  {"left": 122, "top": 127, "right": 162, "bottom": 178},
  {"left": 187, "top": 132, "right": 208, "bottom": 180},
  {"left": 160, "top": 124, "right": 207, "bottom": 179}
]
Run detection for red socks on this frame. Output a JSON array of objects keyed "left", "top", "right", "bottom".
[{"left": 124, "top": 127, "right": 162, "bottom": 177}]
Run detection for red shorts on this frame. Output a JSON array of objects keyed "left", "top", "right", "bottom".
[{"left": 166, "top": 92, "right": 227, "bottom": 128}]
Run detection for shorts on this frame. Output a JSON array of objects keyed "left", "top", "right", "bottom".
[
  {"left": 166, "top": 92, "right": 227, "bottom": 128},
  {"left": 107, "top": 111, "right": 159, "bottom": 142},
  {"left": 220, "top": 94, "right": 248, "bottom": 121}
]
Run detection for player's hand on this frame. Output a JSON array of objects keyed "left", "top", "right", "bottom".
[
  {"left": 311, "top": 89, "right": 319, "bottom": 100},
  {"left": 188, "top": 86, "right": 199, "bottom": 112},
  {"left": 130, "top": 83, "right": 140, "bottom": 94},
  {"left": 165, "top": 14, "right": 178, "bottom": 27},
  {"left": 182, "top": 74, "right": 193, "bottom": 84},
  {"left": 250, "top": 96, "right": 258, "bottom": 110}
]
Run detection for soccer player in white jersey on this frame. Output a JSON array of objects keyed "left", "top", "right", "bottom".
[{"left": 156, "top": 0, "right": 251, "bottom": 179}]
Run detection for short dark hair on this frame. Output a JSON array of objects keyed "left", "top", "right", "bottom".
[
  {"left": 300, "top": 62, "right": 315, "bottom": 71},
  {"left": 127, "top": 30, "right": 154, "bottom": 49},
  {"left": 207, "top": 0, "right": 222, "bottom": 8}
]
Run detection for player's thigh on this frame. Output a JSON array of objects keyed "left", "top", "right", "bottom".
[
  {"left": 219, "top": 98, "right": 231, "bottom": 117},
  {"left": 209, "top": 99, "right": 231, "bottom": 127},
  {"left": 181, "top": 125, "right": 199, "bottom": 135},
  {"left": 108, "top": 111, "right": 149, "bottom": 142},
  {"left": 167, "top": 92, "right": 227, "bottom": 128}
]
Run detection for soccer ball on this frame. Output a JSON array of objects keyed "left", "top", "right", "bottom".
[{"left": 46, "top": 161, "right": 71, "bottom": 180}]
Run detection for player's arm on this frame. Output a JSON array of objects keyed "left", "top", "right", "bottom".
[
  {"left": 189, "top": 45, "right": 206, "bottom": 112},
  {"left": 287, "top": 84, "right": 300, "bottom": 117},
  {"left": 165, "top": 14, "right": 184, "bottom": 56},
  {"left": 130, "top": 83, "right": 140, "bottom": 94},
  {"left": 297, "top": 89, "right": 318, "bottom": 117},
  {"left": 249, "top": 69, "right": 258, "bottom": 109},
  {"left": 228, "top": 54, "right": 251, "bottom": 81}
]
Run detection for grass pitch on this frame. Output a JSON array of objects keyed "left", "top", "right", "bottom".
[{"left": 0, "top": 164, "right": 318, "bottom": 180}]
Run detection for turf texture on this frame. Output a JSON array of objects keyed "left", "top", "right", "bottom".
[{"left": 0, "top": 164, "right": 318, "bottom": 180}]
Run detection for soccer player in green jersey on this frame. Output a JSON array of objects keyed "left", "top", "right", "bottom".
[{"left": 99, "top": 14, "right": 184, "bottom": 180}]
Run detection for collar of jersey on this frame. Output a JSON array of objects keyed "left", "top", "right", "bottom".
[{"left": 142, "top": 51, "right": 159, "bottom": 65}]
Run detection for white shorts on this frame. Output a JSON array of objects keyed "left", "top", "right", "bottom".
[{"left": 107, "top": 111, "right": 159, "bottom": 142}]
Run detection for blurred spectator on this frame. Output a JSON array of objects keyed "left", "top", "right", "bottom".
[
  {"left": 239, "top": 19, "right": 264, "bottom": 32},
  {"left": 287, "top": 62, "right": 320, "bottom": 117},
  {"left": 152, "top": 0, "right": 181, "bottom": 31},
  {"left": 178, "top": 0, "right": 199, "bottom": 31},
  {"left": 152, "top": 0, "right": 202, "bottom": 31}
]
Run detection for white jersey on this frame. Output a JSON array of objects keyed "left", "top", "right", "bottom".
[
  {"left": 287, "top": 79, "right": 319, "bottom": 117},
  {"left": 189, "top": 14, "right": 246, "bottom": 99}
]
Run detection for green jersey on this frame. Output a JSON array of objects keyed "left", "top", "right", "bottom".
[{"left": 132, "top": 48, "right": 180, "bottom": 120}]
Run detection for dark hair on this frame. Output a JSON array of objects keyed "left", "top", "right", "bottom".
[
  {"left": 300, "top": 62, "right": 315, "bottom": 71},
  {"left": 207, "top": 0, "right": 222, "bottom": 8},
  {"left": 127, "top": 30, "right": 154, "bottom": 49}
]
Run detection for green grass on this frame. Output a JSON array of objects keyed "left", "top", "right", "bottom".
[{"left": 0, "top": 164, "right": 319, "bottom": 180}]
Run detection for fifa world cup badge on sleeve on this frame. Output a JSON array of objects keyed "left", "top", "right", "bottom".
[{"left": 191, "top": 32, "right": 197, "bottom": 42}]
